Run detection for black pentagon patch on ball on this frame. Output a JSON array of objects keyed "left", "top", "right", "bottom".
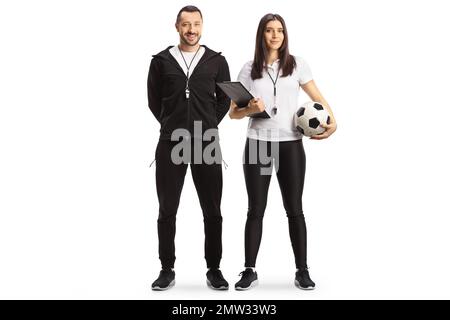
[
  {"left": 309, "top": 117, "right": 320, "bottom": 129},
  {"left": 313, "top": 103, "right": 324, "bottom": 111},
  {"left": 326, "top": 116, "right": 331, "bottom": 124},
  {"left": 296, "top": 107, "right": 305, "bottom": 117},
  {"left": 296, "top": 126, "right": 304, "bottom": 134}
]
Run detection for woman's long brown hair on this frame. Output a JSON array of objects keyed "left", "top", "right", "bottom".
[{"left": 251, "top": 13, "right": 296, "bottom": 80}]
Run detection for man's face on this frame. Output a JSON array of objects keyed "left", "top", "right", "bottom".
[{"left": 176, "top": 11, "right": 203, "bottom": 47}]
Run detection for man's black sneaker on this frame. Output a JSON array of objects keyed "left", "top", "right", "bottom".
[
  {"left": 295, "top": 267, "right": 315, "bottom": 290},
  {"left": 206, "top": 269, "right": 229, "bottom": 290},
  {"left": 151, "top": 269, "right": 175, "bottom": 291},
  {"left": 235, "top": 268, "right": 258, "bottom": 290}
]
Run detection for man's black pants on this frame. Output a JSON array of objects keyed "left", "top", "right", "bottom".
[{"left": 155, "top": 138, "right": 223, "bottom": 270}]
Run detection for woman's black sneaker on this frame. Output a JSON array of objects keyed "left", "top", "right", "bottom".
[
  {"left": 235, "top": 268, "right": 258, "bottom": 290},
  {"left": 295, "top": 268, "right": 315, "bottom": 290},
  {"left": 151, "top": 269, "right": 175, "bottom": 291},
  {"left": 206, "top": 269, "right": 229, "bottom": 290}
]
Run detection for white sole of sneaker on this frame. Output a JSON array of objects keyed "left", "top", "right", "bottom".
[
  {"left": 206, "top": 280, "right": 229, "bottom": 290},
  {"left": 152, "top": 280, "right": 175, "bottom": 291},
  {"left": 295, "top": 280, "right": 315, "bottom": 290},
  {"left": 235, "top": 279, "right": 258, "bottom": 291}
]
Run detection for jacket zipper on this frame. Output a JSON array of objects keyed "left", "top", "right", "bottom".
[
  {"left": 184, "top": 50, "right": 221, "bottom": 137},
  {"left": 186, "top": 78, "right": 191, "bottom": 137}
]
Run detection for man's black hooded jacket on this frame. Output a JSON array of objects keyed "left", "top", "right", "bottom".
[{"left": 147, "top": 45, "right": 231, "bottom": 140}]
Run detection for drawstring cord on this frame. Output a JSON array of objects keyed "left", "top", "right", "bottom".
[{"left": 222, "top": 159, "right": 228, "bottom": 170}]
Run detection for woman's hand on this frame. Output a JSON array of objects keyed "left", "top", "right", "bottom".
[
  {"left": 310, "top": 118, "right": 337, "bottom": 140},
  {"left": 229, "top": 100, "right": 246, "bottom": 119},
  {"left": 229, "top": 98, "right": 266, "bottom": 119},
  {"left": 247, "top": 98, "right": 265, "bottom": 114},
  {"left": 301, "top": 80, "right": 337, "bottom": 140}
]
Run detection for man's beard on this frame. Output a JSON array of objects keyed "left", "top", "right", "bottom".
[{"left": 180, "top": 33, "right": 201, "bottom": 46}]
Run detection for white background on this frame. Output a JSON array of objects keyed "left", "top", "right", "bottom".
[{"left": 1, "top": 0, "right": 450, "bottom": 299}]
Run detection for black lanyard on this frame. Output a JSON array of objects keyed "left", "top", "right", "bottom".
[
  {"left": 179, "top": 46, "right": 201, "bottom": 99},
  {"left": 267, "top": 67, "right": 280, "bottom": 115}
]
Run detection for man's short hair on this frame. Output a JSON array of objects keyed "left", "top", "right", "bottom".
[{"left": 176, "top": 5, "right": 203, "bottom": 24}]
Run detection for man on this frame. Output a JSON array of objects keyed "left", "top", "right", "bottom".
[{"left": 147, "top": 6, "right": 231, "bottom": 290}]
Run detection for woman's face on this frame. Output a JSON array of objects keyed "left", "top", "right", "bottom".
[{"left": 264, "top": 19, "right": 284, "bottom": 51}]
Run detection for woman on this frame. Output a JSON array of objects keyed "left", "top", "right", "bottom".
[{"left": 229, "top": 13, "right": 337, "bottom": 290}]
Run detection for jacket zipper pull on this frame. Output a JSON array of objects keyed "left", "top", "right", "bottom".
[{"left": 185, "top": 88, "right": 190, "bottom": 99}]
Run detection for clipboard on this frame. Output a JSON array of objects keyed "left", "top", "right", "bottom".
[{"left": 217, "top": 81, "right": 270, "bottom": 118}]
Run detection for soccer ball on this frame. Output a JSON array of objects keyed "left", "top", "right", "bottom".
[{"left": 294, "top": 101, "right": 330, "bottom": 137}]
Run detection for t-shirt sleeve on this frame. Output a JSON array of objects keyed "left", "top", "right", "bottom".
[
  {"left": 295, "top": 56, "right": 313, "bottom": 85},
  {"left": 237, "top": 61, "right": 253, "bottom": 91}
]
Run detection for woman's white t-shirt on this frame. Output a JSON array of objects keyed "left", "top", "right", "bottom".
[{"left": 237, "top": 56, "right": 313, "bottom": 141}]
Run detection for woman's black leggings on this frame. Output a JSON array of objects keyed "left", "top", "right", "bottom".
[{"left": 243, "top": 138, "right": 307, "bottom": 269}]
